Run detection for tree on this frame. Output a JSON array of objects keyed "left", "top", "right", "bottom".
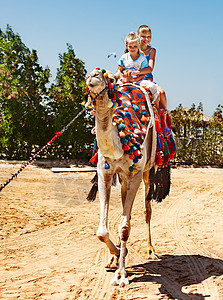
[
  {"left": 213, "top": 104, "right": 223, "bottom": 123},
  {"left": 170, "top": 103, "right": 223, "bottom": 166},
  {"left": 48, "top": 44, "right": 94, "bottom": 159},
  {"left": 0, "top": 25, "right": 51, "bottom": 159}
]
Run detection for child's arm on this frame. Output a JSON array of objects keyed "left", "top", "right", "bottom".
[
  {"left": 132, "top": 73, "right": 146, "bottom": 82},
  {"left": 117, "top": 65, "right": 124, "bottom": 77},
  {"left": 117, "top": 66, "right": 135, "bottom": 83},
  {"left": 131, "top": 66, "right": 152, "bottom": 76},
  {"left": 132, "top": 48, "right": 157, "bottom": 77},
  {"left": 117, "top": 66, "right": 129, "bottom": 82},
  {"left": 148, "top": 48, "right": 156, "bottom": 72},
  {"left": 131, "top": 67, "right": 151, "bottom": 82}
]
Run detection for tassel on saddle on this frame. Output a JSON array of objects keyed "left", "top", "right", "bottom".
[{"left": 147, "top": 165, "right": 171, "bottom": 203}]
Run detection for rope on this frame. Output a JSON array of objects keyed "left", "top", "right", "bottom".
[
  {"left": 0, "top": 102, "right": 89, "bottom": 192},
  {"left": 0, "top": 76, "right": 109, "bottom": 192}
]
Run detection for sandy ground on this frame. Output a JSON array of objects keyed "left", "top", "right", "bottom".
[{"left": 0, "top": 160, "right": 222, "bottom": 300}]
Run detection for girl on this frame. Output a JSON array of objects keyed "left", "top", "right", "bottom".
[
  {"left": 117, "top": 32, "right": 160, "bottom": 104},
  {"left": 137, "top": 25, "right": 167, "bottom": 110},
  {"left": 117, "top": 32, "right": 147, "bottom": 83}
]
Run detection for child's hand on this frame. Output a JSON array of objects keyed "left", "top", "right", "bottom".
[
  {"left": 131, "top": 70, "right": 140, "bottom": 76},
  {"left": 123, "top": 70, "right": 133, "bottom": 82},
  {"left": 123, "top": 70, "right": 132, "bottom": 77}
]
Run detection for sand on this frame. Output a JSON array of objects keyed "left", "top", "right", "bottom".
[{"left": 0, "top": 161, "right": 222, "bottom": 299}]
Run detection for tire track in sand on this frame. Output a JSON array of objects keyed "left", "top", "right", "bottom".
[
  {"left": 163, "top": 189, "right": 220, "bottom": 299},
  {"left": 108, "top": 195, "right": 188, "bottom": 299},
  {"left": 0, "top": 221, "right": 110, "bottom": 300},
  {"left": 83, "top": 206, "right": 122, "bottom": 300}
]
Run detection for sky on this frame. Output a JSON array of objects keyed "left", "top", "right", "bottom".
[{"left": 1, "top": 0, "right": 223, "bottom": 115}]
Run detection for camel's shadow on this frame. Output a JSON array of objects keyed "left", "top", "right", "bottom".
[{"left": 127, "top": 254, "right": 223, "bottom": 299}]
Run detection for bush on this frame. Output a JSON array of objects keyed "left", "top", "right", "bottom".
[{"left": 170, "top": 104, "right": 223, "bottom": 166}]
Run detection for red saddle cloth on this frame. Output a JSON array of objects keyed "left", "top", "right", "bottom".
[{"left": 152, "top": 104, "right": 176, "bottom": 166}]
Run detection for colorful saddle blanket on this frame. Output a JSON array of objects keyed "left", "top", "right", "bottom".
[
  {"left": 112, "top": 85, "right": 152, "bottom": 172},
  {"left": 90, "top": 84, "right": 176, "bottom": 171},
  {"left": 113, "top": 85, "right": 151, "bottom": 143}
]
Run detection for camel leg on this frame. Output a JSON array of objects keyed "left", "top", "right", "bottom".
[
  {"left": 111, "top": 172, "right": 142, "bottom": 287},
  {"left": 143, "top": 170, "right": 157, "bottom": 259},
  {"left": 96, "top": 159, "right": 120, "bottom": 258},
  {"left": 106, "top": 178, "right": 128, "bottom": 270},
  {"left": 104, "top": 176, "right": 127, "bottom": 270}
]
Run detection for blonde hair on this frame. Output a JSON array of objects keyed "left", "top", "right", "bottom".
[
  {"left": 137, "top": 25, "right": 152, "bottom": 37},
  {"left": 124, "top": 32, "right": 140, "bottom": 53}
]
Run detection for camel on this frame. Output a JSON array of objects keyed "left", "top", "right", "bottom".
[{"left": 86, "top": 68, "right": 158, "bottom": 287}]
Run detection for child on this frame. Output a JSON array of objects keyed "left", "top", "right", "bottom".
[
  {"left": 137, "top": 25, "right": 167, "bottom": 110},
  {"left": 117, "top": 32, "right": 160, "bottom": 105}
]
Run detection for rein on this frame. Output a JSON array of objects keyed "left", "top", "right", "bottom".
[
  {"left": 0, "top": 104, "right": 85, "bottom": 192},
  {"left": 0, "top": 73, "right": 113, "bottom": 193}
]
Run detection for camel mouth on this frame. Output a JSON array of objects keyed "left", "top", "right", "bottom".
[
  {"left": 86, "top": 77, "right": 101, "bottom": 89},
  {"left": 87, "top": 83, "right": 94, "bottom": 89},
  {"left": 87, "top": 77, "right": 107, "bottom": 95}
]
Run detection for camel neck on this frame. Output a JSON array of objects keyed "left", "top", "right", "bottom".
[{"left": 95, "top": 100, "right": 123, "bottom": 159}]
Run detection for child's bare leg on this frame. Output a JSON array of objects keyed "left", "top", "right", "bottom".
[
  {"left": 157, "top": 86, "right": 168, "bottom": 129},
  {"left": 158, "top": 86, "right": 167, "bottom": 110},
  {"left": 153, "top": 98, "right": 159, "bottom": 109}
]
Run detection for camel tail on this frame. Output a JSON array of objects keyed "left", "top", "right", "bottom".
[
  {"left": 87, "top": 173, "right": 98, "bottom": 202},
  {"left": 87, "top": 173, "right": 117, "bottom": 202},
  {"left": 147, "top": 165, "right": 171, "bottom": 203},
  {"left": 112, "top": 173, "right": 117, "bottom": 186}
]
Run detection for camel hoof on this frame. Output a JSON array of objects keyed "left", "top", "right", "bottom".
[
  {"left": 119, "top": 277, "right": 129, "bottom": 287},
  {"left": 105, "top": 255, "right": 119, "bottom": 270},
  {"left": 110, "top": 277, "right": 119, "bottom": 286},
  {"left": 105, "top": 265, "right": 117, "bottom": 271},
  {"left": 153, "top": 254, "right": 159, "bottom": 260},
  {"left": 146, "top": 253, "right": 159, "bottom": 260},
  {"left": 146, "top": 247, "right": 159, "bottom": 260}
]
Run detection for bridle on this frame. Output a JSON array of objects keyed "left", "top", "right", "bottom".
[
  {"left": 88, "top": 86, "right": 108, "bottom": 101},
  {"left": 86, "top": 71, "right": 111, "bottom": 102}
]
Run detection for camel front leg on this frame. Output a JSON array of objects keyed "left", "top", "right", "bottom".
[
  {"left": 96, "top": 158, "right": 120, "bottom": 257},
  {"left": 143, "top": 170, "right": 157, "bottom": 259},
  {"left": 111, "top": 172, "right": 142, "bottom": 286}
]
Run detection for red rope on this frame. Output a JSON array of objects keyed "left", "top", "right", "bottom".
[
  {"left": 0, "top": 105, "right": 88, "bottom": 192},
  {"left": 47, "top": 131, "right": 63, "bottom": 144}
]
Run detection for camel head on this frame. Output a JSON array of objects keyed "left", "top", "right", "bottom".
[
  {"left": 86, "top": 69, "right": 124, "bottom": 159},
  {"left": 86, "top": 68, "right": 119, "bottom": 97}
]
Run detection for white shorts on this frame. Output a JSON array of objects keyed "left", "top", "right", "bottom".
[{"left": 139, "top": 80, "right": 160, "bottom": 102}]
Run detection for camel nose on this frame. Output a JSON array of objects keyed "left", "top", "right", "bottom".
[{"left": 88, "top": 83, "right": 94, "bottom": 89}]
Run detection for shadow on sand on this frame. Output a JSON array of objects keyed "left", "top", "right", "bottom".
[{"left": 127, "top": 254, "right": 223, "bottom": 299}]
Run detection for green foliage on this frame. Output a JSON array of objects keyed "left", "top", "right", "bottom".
[
  {"left": 0, "top": 25, "right": 51, "bottom": 158},
  {"left": 48, "top": 43, "right": 94, "bottom": 159},
  {"left": 1, "top": 26, "right": 222, "bottom": 165},
  {"left": 0, "top": 26, "right": 95, "bottom": 160},
  {"left": 170, "top": 103, "right": 223, "bottom": 166}
]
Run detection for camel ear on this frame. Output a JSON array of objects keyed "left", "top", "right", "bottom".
[{"left": 106, "top": 70, "right": 119, "bottom": 84}]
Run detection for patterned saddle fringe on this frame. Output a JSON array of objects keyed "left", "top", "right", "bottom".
[{"left": 147, "top": 165, "right": 171, "bottom": 202}]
